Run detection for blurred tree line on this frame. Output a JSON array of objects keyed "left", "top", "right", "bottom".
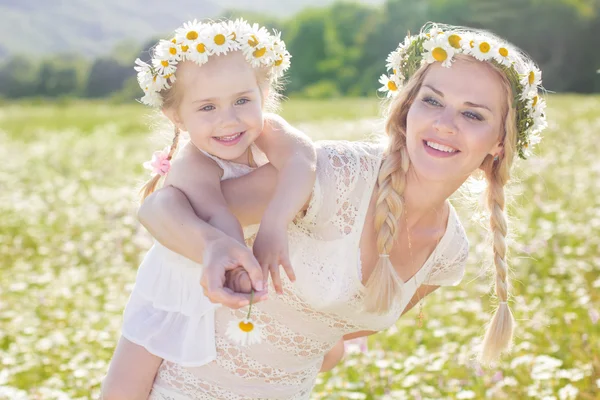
[{"left": 1, "top": 0, "right": 598, "bottom": 101}]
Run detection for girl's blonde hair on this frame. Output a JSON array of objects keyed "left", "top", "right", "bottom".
[
  {"left": 139, "top": 58, "right": 284, "bottom": 203},
  {"left": 363, "top": 53, "right": 520, "bottom": 364}
]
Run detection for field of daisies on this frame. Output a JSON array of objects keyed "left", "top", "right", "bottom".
[{"left": 0, "top": 96, "right": 598, "bottom": 399}]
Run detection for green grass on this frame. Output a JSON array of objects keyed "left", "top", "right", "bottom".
[{"left": 0, "top": 96, "right": 599, "bottom": 399}]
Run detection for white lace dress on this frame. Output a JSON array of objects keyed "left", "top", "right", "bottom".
[
  {"left": 149, "top": 140, "right": 469, "bottom": 400},
  {"left": 121, "top": 145, "right": 269, "bottom": 366}
]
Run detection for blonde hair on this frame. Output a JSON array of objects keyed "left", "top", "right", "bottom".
[
  {"left": 364, "top": 53, "right": 520, "bottom": 364},
  {"left": 139, "top": 54, "right": 284, "bottom": 202}
]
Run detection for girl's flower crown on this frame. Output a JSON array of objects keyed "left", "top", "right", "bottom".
[
  {"left": 134, "top": 19, "right": 292, "bottom": 108},
  {"left": 379, "top": 23, "right": 547, "bottom": 159}
]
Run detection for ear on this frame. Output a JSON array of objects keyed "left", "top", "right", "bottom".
[
  {"left": 488, "top": 141, "right": 504, "bottom": 159},
  {"left": 162, "top": 107, "right": 185, "bottom": 132}
]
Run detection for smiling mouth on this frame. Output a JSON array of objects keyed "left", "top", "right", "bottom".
[
  {"left": 213, "top": 131, "right": 245, "bottom": 142},
  {"left": 424, "top": 140, "right": 460, "bottom": 153}
]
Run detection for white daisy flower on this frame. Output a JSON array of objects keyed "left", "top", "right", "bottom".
[
  {"left": 272, "top": 50, "right": 291, "bottom": 76},
  {"left": 152, "top": 58, "right": 177, "bottom": 77},
  {"left": 459, "top": 33, "right": 475, "bottom": 51},
  {"left": 225, "top": 18, "right": 249, "bottom": 43},
  {"left": 240, "top": 23, "right": 271, "bottom": 51},
  {"left": 225, "top": 290, "right": 262, "bottom": 346},
  {"left": 386, "top": 49, "right": 403, "bottom": 72},
  {"left": 226, "top": 317, "right": 262, "bottom": 346},
  {"left": 469, "top": 37, "right": 495, "bottom": 61},
  {"left": 378, "top": 74, "right": 400, "bottom": 97},
  {"left": 206, "top": 23, "right": 236, "bottom": 55},
  {"left": 520, "top": 64, "right": 542, "bottom": 94},
  {"left": 428, "top": 25, "right": 444, "bottom": 39},
  {"left": 155, "top": 39, "right": 183, "bottom": 62},
  {"left": 175, "top": 19, "right": 205, "bottom": 48},
  {"left": 494, "top": 43, "right": 513, "bottom": 67},
  {"left": 140, "top": 91, "right": 163, "bottom": 107},
  {"left": 423, "top": 35, "right": 456, "bottom": 67},
  {"left": 186, "top": 39, "right": 211, "bottom": 65},
  {"left": 445, "top": 33, "right": 464, "bottom": 50}
]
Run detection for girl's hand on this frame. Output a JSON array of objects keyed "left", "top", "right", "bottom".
[
  {"left": 252, "top": 222, "right": 296, "bottom": 294},
  {"left": 224, "top": 267, "right": 253, "bottom": 294}
]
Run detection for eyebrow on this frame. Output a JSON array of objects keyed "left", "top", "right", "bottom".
[
  {"left": 422, "top": 84, "right": 492, "bottom": 112},
  {"left": 192, "top": 90, "right": 254, "bottom": 104}
]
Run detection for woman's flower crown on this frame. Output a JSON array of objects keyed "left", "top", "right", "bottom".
[
  {"left": 379, "top": 23, "right": 547, "bottom": 159},
  {"left": 134, "top": 19, "right": 292, "bottom": 108}
]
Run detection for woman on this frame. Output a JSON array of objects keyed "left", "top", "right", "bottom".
[{"left": 137, "top": 23, "right": 546, "bottom": 399}]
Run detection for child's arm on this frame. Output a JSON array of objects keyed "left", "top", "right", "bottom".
[
  {"left": 154, "top": 144, "right": 266, "bottom": 300},
  {"left": 164, "top": 144, "right": 245, "bottom": 245},
  {"left": 252, "top": 113, "right": 317, "bottom": 293},
  {"left": 320, "top": 339, "right": 345, "bottom": 373}
]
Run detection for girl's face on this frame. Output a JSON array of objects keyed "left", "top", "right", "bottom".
[
  {"left": 166, "top": 52, "right": 265, "bottom": 163},
  {"left": 405, "top": 58, "right": 506, "bottom": 183}
]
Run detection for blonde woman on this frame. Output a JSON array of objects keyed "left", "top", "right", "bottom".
[{"left": 137, "top": 23, "right": 546, "bottom": 399}]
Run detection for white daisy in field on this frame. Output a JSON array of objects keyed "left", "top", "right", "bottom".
[
  {"left": 469, "top": 37, "right": 495, "bottom": 61},
  {"left": 378, "top": 74, "right": 400, "bottom": 97},
  {"left": 423, "top": 35, "right": 456, "bottom": 67},
  {"left": 206, "top": 23, "right": 236, "bottom": 55},
  {"left": 225, "top": 290, "right": 262, "bottom": 346}
]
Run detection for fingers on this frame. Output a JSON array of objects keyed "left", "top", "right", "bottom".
[
  {"left": 280, "top": 257, "right": 296, "bottom": 283},
  {"left": 269, "top": 262, "right": 283, "bottom": 295},
  {"left": 239, "top": 251, "right": 264, "bottom": 292}
]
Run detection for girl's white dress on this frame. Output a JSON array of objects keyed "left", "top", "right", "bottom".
[
  {"left": 148, "top": 140, "right": 470, "bottom": 400},
  {"left": 121, "top": 145, "right": 269, "bottom": 366}
]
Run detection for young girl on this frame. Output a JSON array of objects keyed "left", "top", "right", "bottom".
[{"left": 102, "top": 19, "right": 327, "bottom": 399}]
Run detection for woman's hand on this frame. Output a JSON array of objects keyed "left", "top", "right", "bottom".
[{"left": 200, "top": 234, "right": 268, "bottom": 308}]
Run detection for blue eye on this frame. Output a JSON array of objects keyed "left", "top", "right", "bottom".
[
  {"left": 199, "top": 105, "right": 215, "bottom": 112},
  {"left": 463, "top": 111, "right": 483, "bottom": 121},
  {"left": 423, "top": 96, "right": 441, "bottom": 106},
  {"left": 236, "top": 98, "right": 250, "bottom": 105}
]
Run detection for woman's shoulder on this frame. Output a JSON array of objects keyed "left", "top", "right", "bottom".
[{"left": 315, "top": 138, "right": 387, "bottom": 160}]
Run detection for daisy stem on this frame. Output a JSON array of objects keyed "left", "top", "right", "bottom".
[{"left": 246, "top": 289, "right": 254, "bottom": 320}]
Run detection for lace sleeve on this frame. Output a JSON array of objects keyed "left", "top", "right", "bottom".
[
  {"left": 425, "top": 209, "right": 470, "bottom": 287},
  {"left": 295, "top": 140, "right": 384, "bottom": 241}
]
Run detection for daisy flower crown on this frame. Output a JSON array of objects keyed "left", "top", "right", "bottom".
[
  {"left": 134, "top": 18, "right": 292, "bottom": 108},
  {"left": 379, "top": 23, "right": 547, "bottom": 159}
]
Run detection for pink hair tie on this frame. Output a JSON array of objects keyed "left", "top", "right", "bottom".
[{"left": 143, "top": 147, "right": 171, "bottom": 176}]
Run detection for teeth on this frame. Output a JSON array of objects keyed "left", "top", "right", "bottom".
[
  {"left": 426, "top": 141, "right": 457, "bottom": 153},
  {"left": 217, "top": 132, "right": 242, "bottom": 141}
]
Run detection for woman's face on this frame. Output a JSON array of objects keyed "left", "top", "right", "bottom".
[{"left": 405, "top": 58, "right": 506, "bottom": 183}]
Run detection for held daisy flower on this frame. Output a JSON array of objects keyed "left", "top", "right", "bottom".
[{"left": 226, "top": 290, "right": 263, "bottom": 346}]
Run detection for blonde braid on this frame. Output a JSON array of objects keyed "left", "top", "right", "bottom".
[
  {"left": 364, "top": 66, "right": 430, "bottom": 313},
  {"left": 139, "top": 125, "right": 181, "bottom": 203},
  {"left": 479, "top": 73, "right": 518, "bottom": 363}
]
